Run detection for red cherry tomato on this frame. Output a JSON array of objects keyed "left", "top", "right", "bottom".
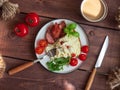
[
  {"left": 14, "top": 23, "right": 28, "bottom": 37},
  {"left": 35, "top": 46, "right": 44, "bottom": 54},
  {"left": 38, "top": 39, "right": 48, "bottom": 47},
  {"left": 70, "top": 58, "right": 78, "bottom": 66},
  {"left": 81, "top": 45, "right": 89, "bottom": 53},
  {"left": 78, "top": 54, "right": 87, "bottom": 61},
  {"left": 25, "top": 12, "right": 40, "bottom": 27}
]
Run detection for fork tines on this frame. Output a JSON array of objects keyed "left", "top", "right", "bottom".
[{"left": 47, "top": 48, "right": 56, "bottom": 57}]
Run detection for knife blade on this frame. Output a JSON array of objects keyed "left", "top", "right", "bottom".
[
  {"left": 95, "top": 35, "right": 109, "bottom": 68},
  {"left": 85, "top": 35, "right": 109, "bottom": 90}
]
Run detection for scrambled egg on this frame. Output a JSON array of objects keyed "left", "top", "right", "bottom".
[{"left": 46, "top": 35, "right": 81, "bottom": 58}]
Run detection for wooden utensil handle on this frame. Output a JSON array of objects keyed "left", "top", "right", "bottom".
[
  {"left": 8, "top": 62, "right": 34, "bottom": 75},
  {"left": 85, "top": 68, "right": 97, "bottom": 90}
]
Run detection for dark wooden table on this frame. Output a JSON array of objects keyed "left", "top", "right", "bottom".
[{"left": 0, "top": 0, "right": 120, "bottom": 90}]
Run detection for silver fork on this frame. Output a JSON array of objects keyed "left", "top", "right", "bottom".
[{"left": 8, "top": 49, "right": 56, "bottom": 75}]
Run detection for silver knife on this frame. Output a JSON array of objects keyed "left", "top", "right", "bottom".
[{"left": 85, "top": 35, "right": 109, "bottom": 90}]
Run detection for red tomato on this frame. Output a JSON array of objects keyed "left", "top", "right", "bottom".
[
  {"left": 38, "top": 39, "right": 48, "bottom": 47},
  {"left": 78, "top": 54, "right": 87, "bottom": 61},
  {"left": 71, "top": 53, "right": 76, "bottom": 57},
  {"left": 81, "top": 45, "right": 89, "bottom": 53},
  {"left": 70, "top": 58, "right": 78, "bottom": 66},
  {"left": 14, "top": 23, "right": 28, "bottom": 37},
  {"left": 25, "top": 12, "right": 40, "bottom": 27},
  {"left": 35, "top": 47, "right": 44, "bottom": 54}
]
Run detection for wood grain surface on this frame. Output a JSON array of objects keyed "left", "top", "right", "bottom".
[
  {"left": 1, "top": 57, "right": 109, "bottom": 90},
  {"left": 0, "top": 0, "right": 120, "bottom": 90},
  {"left": 10, "top": 0, "right": 120, "bottom": 30}
]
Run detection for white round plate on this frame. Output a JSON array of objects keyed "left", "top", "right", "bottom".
[{"left": 35, "top": 19, "right": 89, "bottom": 73}]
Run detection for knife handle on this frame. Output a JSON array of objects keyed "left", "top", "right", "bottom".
[
  {"left": 8, "top": 62, "right": 34, "bottom": 75},
  {"left": 85, "top": 68, "right": 97, "bottom": 90}
]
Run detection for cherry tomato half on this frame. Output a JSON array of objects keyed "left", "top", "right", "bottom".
[
  {"left": 78, "top": 54, "right": 87, "bottom": 61},
  {"left": 38, "top": 39, "right": 48, "bottom": 47},
  {"left": 25, "top": 12, "right": 40, "bottom": 27},
  {"left": 70, "top": 58, "right": 78, "bottom": 66},
  {"left": 81, "top": 45, "right": 89, "bottom": 53},
  {"left": 35, "top": 46, "right": 44, "bottom": 54},
  {"left": 14, "top": 23, "right": 28, "bottom": 37}
]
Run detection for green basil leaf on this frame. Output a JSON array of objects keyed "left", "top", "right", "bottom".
[
  {"left": 69, "top": 28, "right": 74, "bottom": 33},
  {"left": 72, "top": 32, "right": 79, "bottom": 37},
  {"left": 64, "top": 28, "right": 69, "bottom": 33},
  {"left": 68, "top": 23, "right": 77, "bottom": 30}
]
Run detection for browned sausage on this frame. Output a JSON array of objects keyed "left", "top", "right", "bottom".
[
  {"left": 46, "top": 21, "right": 66, "bottom": 43},
  {"left": 59, "top": 21, "right": 66, "bottom": 37},
  {"left": 45, "top": 25, "right": 55, "bottom": 44},
  {"left": 59, "top": 21, "right": 66, "bottom": 30},
  {"left": 51, "top": 23, "right": 62, "bottom": 40}
]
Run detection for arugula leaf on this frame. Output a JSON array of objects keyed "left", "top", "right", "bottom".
[{"left": 46, "top": 57, "right": 70, "bottom": 71}]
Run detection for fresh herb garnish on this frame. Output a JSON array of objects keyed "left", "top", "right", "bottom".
[
  {"left": 68, "top": 23, "right": 77, "bottom": 30},
  {"left": 64, "top": 23, "right": 79, "bottom": 37},
  {"left": 46, "top": 57, "right": 70, "bottom": 71}
]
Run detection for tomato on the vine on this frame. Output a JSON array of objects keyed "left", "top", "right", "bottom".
[
  {"left": 78, "top": 54, "right": 87, "bottom": 61},
  {"left": 81, "top": 45, "right": 89, "bottom": 53},
  {"left": 70, "top": 58, "right": 78, "bottom": 66},
  {"left": 14, "top": 23, "right": 28, "bottom": 37},
  {"left": 25, "top": 12, "right": 40, "bottom": 27}
]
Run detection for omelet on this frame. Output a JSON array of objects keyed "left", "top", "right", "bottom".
[{"left": 46, "top": 35, "right": 81, "bottom": 58}]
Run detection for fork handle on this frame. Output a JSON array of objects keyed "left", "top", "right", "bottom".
[
  {"left": 85, "top": 68, "right": 97, "bottom": 90},
  {"left": 8, "top": 62, "right": 34, "bottom": 75}
]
